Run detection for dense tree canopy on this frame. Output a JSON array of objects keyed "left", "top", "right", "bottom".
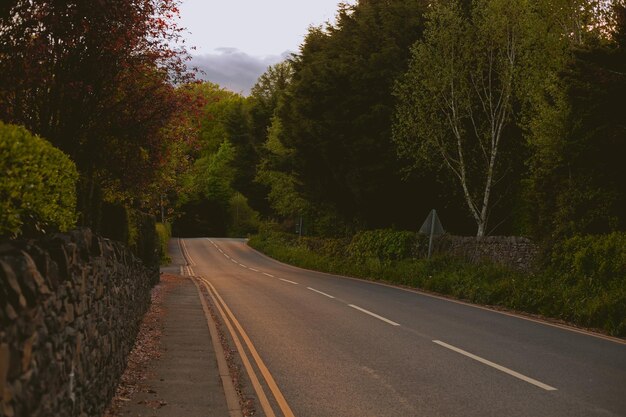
[
  {"left": 278, "top": 0, "right": 445, "bottom": 231},
  {"left": 2, "top": 0, "right": 622, "bottom": 243},
  {"left": 394, "top": 0, "right": 532, "bottom": 236},
  {"left": 527, "top": 2, "right": 626, "bottom": 238},
  {"left": 0, "top": 0, "right": 193, "bottom": 227}
]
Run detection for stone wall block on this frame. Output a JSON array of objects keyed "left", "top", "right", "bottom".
[
  {"left": 0, "top": 344, "right": 9, "bottom": 399},
  {"left": 0, "top": 263, "right": 25, "bottom": 313},
  {"left": 431, "top": 235, "right": 538, "bottom": 272},
  {"left": 43, "top": 241, "right": 69, "bottom": 283},
  {"left": 10, "top": 253, "right": 43, "bottom": 307},
  {"left": 0, "top": 229, "right": 154, "bottom": 417}
]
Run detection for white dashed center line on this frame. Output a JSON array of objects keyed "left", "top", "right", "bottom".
[
  {"left": 432, "top": 340, "right": 557, "bottom": 391},
  {"left": 280, "top": 278, "right": 299, "bottom": 285},
  {"left": 263, "top": 273, "right": 275, "bottom": 278},
  {"left": 307, "top": 287, "right": 335, "bottom": 299},
  {"left": 348, "top": 304, "right": 400, "bottom": 326}
]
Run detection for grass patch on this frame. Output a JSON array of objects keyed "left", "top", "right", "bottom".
[{"left": 248, "top": 228, "right": 626, "bottom": 337}]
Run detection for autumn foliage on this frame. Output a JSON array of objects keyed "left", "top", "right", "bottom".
[{"left": 0, "top": 0, "right": 196, "bottom": 227}]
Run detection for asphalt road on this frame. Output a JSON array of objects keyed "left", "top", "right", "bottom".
[{"left": 179, "top": 237, "right": 626, "bottom": 417}]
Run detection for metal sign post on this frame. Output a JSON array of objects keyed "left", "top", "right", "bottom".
[{"left": 419, "top": 209, "right": 445, "bottom": 259}]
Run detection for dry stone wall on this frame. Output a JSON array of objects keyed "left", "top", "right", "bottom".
[
  {"left": 432, "top": 235, "right": 539, "bottom": 271},
  {"left": 0, "top": 229, "right": 157, "bottom": 417}
]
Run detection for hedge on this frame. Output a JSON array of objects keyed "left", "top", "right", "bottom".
[
  {"left": 156, "top": 222, "right": 172, "bottom": 264},
  {"left": 348, "top": 229, "right": 421, "bottom": 261},
  {"left": 0, "top": 122, "right": 78, "bottom": 237}
]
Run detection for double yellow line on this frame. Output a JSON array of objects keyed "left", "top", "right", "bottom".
[
  {"left": 196, "top": 276, "right": 295, "bottom": 417},
  {"left": 180, "top": 239, "right": 295, "bottom": 417}
]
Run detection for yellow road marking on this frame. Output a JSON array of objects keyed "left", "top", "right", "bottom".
[
  {"left": 191, "top": 279, "right": 243, "bottom": 417},
  {"left": 201, "top": 276, "right": 296, "bottom": 417},
  {"left": 197, "top": 277, "right": 277, "bottom": 417}
]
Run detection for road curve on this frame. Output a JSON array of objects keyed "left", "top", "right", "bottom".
[{"left": 179, "top": 237, "right": 626, "bottom": 417}]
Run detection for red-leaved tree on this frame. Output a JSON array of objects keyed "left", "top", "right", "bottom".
[{"left": 0, "top": 0, "right": 195, "bottom": 225}]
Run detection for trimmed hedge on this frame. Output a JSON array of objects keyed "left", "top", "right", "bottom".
[{"left": 0, "top": 122, "right": 78, "bottom": 237}]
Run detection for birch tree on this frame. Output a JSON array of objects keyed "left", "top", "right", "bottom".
[{"left": 393, "top": 0, "right": 529, "bottom": 237}]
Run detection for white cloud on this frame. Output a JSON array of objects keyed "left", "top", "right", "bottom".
[{"left": 189, "top": 49, "right": 292, "bottom": 96}]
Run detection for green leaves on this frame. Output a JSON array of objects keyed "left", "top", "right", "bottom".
[
  {"left": 256, "top": 115, "right": 309, "bottom": 218},
  {"left": 394, "top": 0, "right": 536, "bottom": 236},
  {"left": 348, "top": 229, "right": 420, "bottom": 262},
  {"left": 192, "top": 140, "right": 237, "bottom": 203},
  {"left": 0, "top": 122, "right": 78, "bottom": 237}
]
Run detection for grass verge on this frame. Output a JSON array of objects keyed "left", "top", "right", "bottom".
[{"left": 248, "top": 229, "right": 626, "bottom": 337}]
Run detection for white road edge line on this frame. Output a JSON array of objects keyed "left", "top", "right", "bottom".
[
  {"left": 263, "top": 273, "right": 275, "bottom": 278},
  {"left": 348, "top": 304, "right": 400, "bottom": 326},
  {"left": 279, "top": 278, "right": 299, "bottom": 285},
  {"left": 307, "top": 287, "right": 335, "bottom": 299},
  {"left": 432, "top": 340, "right": 557, "bottom": 391}
]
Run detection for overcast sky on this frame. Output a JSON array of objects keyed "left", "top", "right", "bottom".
[{"left": 178, "top": 0, "right": 356, "bottom": 95}]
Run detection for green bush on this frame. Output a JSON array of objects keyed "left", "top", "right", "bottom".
[
  {"left": 128, "top": 210, "right": 159, "bottom": 268},
  {"left": 156, "top": 222, "right": 172, "bottom": 264},
  {"left": 542, "top": 233, "right": 626, "bottom": 335},
  {"left": 348, "top": 229, "right": 420, "bottom": 261},
  {"left": 548, "top": 232, "right": 626, "bottom": 286},
  {"left": 228, "top": 192, "right": 261, "bottom": 237},
  {"left": 0, "top": 122, "right": 78, "bottom": 237}
]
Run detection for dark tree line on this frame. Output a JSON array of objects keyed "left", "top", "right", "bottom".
[
  {"left": 241, "top": 0, "right": 625, "bottom": 239},
  {"left": 3, "top": 0, "right": 622, "bottom": 241},
  {"left": 528, "top": 5, "right": 626, "bottom": 238},
  {"left": 169, "top": 0, "right": 625, "bottom": 239}
]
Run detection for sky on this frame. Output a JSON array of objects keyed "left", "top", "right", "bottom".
[{"left": 178, "top": 0, "right": 356, "bottom": 95}]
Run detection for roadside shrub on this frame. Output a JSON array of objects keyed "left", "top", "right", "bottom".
[
  {"left": 156, "top": 222, "right": 172, "bottom": 264},
  {"left": 228, "top": 192, "right": 261, "bottom": 237},
  {"left": 0, "top": 122, "right": 78, "bottom": 237},
  {"left": 249, "top": 225, "right": 626, "bottom": 336},
  {"left": 129, "top": 210, "right": 159, "bottom": 269},
  {"left": 548, "top": 232, "right": 626, "bottom": 286},
  {"left": 348, "top": 229, "right": 419, "bottom": 261},
  {"left": 298, "top": 236, "right": 350, "bottom": 258},
  {"left": 544, "top": 232, "right": 626, "bottom": 334}
]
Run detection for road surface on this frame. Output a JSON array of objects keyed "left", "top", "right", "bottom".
[{"left": 178, "top": 237, "right": 626, "bottom": 417}]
